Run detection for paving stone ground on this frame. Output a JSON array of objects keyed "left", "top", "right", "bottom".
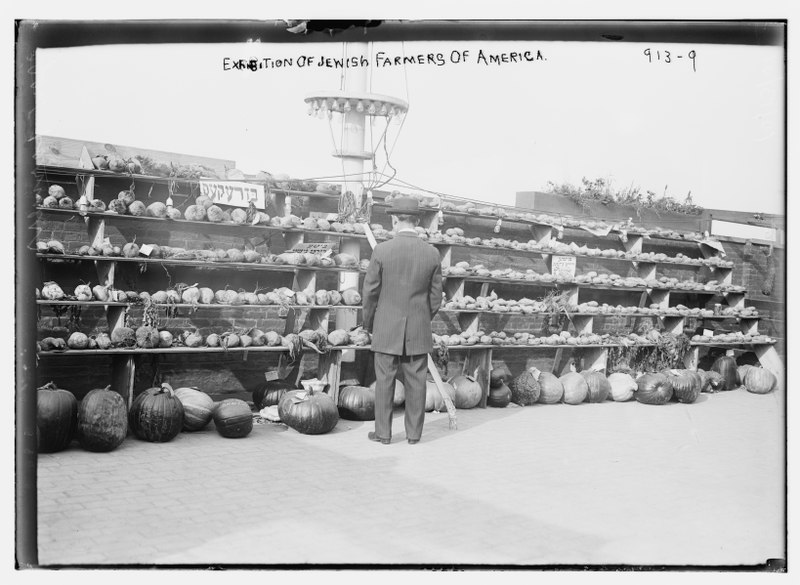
[{"left": 35, "top": 388, "right": 785, "bottom": 567}]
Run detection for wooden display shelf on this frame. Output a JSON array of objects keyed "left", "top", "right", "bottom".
[
  {"left": 376, "top": 202, "right": 711, "bottom": 247},
  {"left": 36, "top": 300, "right": 361, "bottom": 311},
  {"left": 33, "top": 207, "right": 369, "bottom": 242},
  {"left": 431, "top": 239, "right": 727, "bottom": 270},
  {"left": 36, "top": 344, "right": 371, "bottom": 357},
  {"left": 444, "top": 274, "right": 736, "bottom": 297},
  {"left": 35, "top": 301, "right": 759, "bottom": 323},
  {"left": 36, "top": 253, "right": 367, "bottom": 275},
  {"left": 35, "top": 165, "right": 341, "bottom": 200}
]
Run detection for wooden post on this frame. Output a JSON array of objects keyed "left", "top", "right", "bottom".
[
  {"left": 111, "top": 355, "right": 136, "bottom": 408},
  {"left": 464, "top": 348, "right": 492, "bottom": 408}
]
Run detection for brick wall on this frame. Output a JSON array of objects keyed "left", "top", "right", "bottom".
[{"left": 30, "top": 183, "right": 785, "bottom": 401}]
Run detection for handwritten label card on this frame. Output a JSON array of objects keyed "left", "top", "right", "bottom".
[{"left": 550, "top": 255, "right": 577, "bottom": 280}]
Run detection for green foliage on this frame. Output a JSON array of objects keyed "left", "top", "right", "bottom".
[
  {"left": 607, "top": 332, "right": 692, "bottom": 374},
  {"left": 546, "top": 177, "right": 703, "bottom": 216}
]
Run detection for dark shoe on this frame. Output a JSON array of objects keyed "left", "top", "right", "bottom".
[
  {"left": 407, "top": 439, "right": 420, "bottom": 445},
  {"left": 368, "top": 432, "right": 391, "bottom": 445}
]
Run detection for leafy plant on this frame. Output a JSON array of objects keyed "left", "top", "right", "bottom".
[{"left": 546, "top": 177, "right": 703, "bottom": 216}]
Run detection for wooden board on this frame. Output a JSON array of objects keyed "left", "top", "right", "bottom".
[{"left": 36, "top": 135, "right": 235, "bottom": 177}]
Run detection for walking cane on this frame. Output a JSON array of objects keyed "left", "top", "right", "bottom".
[{"left": 362, "top": 223, "right": 457, "bottom": 430}]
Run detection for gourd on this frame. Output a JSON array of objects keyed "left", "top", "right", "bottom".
[
  {"left": 509, "top": 368, "right": 541, "bottom": 406},
  {"left": 77, "top": 386, "right": 128, "bottom": 452},
  {"left": 174, "top": 387, "right": 215, "bottom": 431},
  {"left": 489, "top": 364, "right": 512, "bottom": 388},
  {"left": 487, "top": 383, "right": 511, "bottom": 408},
  {"left": 129, "top": 382, "right": 185, "bottom": 442},
  {"left": 278, "top": 388, "right": 339, "bottom": 435},
  {"left": 37, "top": 382, "right": 78, "bottom": 453},
  {"left": 213, "top": 399, "right": 253, "bottom": 438},
  {"left": 337, "top": 386, "right": 376, "bottom": 421}
]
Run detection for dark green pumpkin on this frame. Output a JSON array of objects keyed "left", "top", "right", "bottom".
[
  {"left": 668, "top": 370, "right": 702, "bottom": 404},
  {"left": 213, "top": 399, "right": 253, "bottom": 438},
  {"left": 711, "top": 355, "right": 739, "bottom": 390},
  {"left": 489, "top": 364, "right": 512, "bottom": 389},
  {"left": 278, "top": 388, "right": 338, "bottom": 435},
  {"left": 635, "top": 373, "right": 673, "bottom": 405},
  {"left": 129, "top": 382, "right": 185, "bottom": 442},
  {"left": 337, "top": 385, "right": 375, "bottom": 420},
  {"left": 37, "top": 381, "right": 78, "bottom": 453},
  {"left": 77, "top": 386, "right": 128, "bottom": 452},
  {"left": 252, "top": 379, "right": 294, "bottom": 410}
]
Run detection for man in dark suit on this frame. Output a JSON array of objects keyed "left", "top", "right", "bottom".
[{"left": 362, "top": 197, "right": 443, "bottom": 444}]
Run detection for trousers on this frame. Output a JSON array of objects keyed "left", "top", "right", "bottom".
[{"left": 373, "top": 351, "right": 427, "bottom": 441}]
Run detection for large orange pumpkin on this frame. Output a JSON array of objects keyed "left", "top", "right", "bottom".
[
  {"left": 449, "top": 374, "right": 483, "bottom": 409},
  {"left": 425, "top": 378, "right": 456, "bottom": 412},
  {"left": 338, "top": 385, "right": 375, "bottom": 421},
  {"left": 278, "top": 388, "right": 339, "bottom": 434},
  {"left": 559, "top": 372, "right": 588, "bottom": 405},
  {"left": 744, "top": 367, "right": 777, "bottom": 394},
  {"left": 537, "top": 372, "right": 564, "bottom": 404}
]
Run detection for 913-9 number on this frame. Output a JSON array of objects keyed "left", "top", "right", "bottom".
[{"left": 643, "top": 48, "right": 697, "bottom": 72}]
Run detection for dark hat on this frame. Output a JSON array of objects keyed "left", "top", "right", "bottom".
[{"left": 385, "top": 196, "right": 423, "bottom": 215}]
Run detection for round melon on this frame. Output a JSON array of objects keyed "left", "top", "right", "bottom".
[
  {"left": 213, "top": 399, "right": 253, "bottom": 438},
  {"left": 559, "top": 372, "right": 588, "bottom": 405},
  {"left": 537, "top": 372, "right": 564, "bottom": 404},
  {"left": 744, "top": 367, "right": 777, "bottom": 394},
  {"left": 607, "top": 372, "right": 636, "bottom": 402},
  {"left": 450, "top": 374, "right": 483, "bottom": 409},
  {"left": 580, "top": 370, "right": 611, "bottom": 403},
  {"left": 174, "top": 387, "right": 215, "bottom": 431}
]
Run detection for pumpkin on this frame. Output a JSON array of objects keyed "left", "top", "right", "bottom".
[
  {"left": 37, "top": 382, "right": 78, "bottom": 453},
  {"left": 580, "top": 370, "right": 611, "bottom": 403},
  {"left": 635, "top": 373, "right": 673, "bottom": 405},
  {"left": 278, "top": 388, "right": 339, "bottom": 435},
  {"left": 668, "top": 370, "right": 702, "bottom": 404},
  {"left": 174, "top": 387, "right": 215, "bottom": 431},
  {"left": 450, "top": 373, "right": 483, "bottom": 409},
  {"left": 607, "top": 372, "right": 636, "bottom": 402},
  {"left": 489, "top": 364, "right": 512, "bottom": 388},
  {"left": 213, "top": 399, "right": 253, "bottom": 438},
  {"left": 252, "top": 379, "right": 295, "bottom": 409},
  {"left": 509, "top": 368, "right": 541, "bottom": 406},
  {"left": 744, "top": 367, "right": 777, "bottom": 394},
  {"left": 487, "top": 382, "right": 511, "bottom": 408},
  {"left": 368, "top": 379, "right": 405, "bottom": 407},
  {"left": 425, "top": 378, "right": 456, "bottom": 412},
  {"left": 737, "top": 364, "right": 754, "bottom": 384},
  {"left": 537, "top": 372, "right": 564, "bottom": 404},
  {"left": 129, "top": 382, "right": 185, "bottom": 442},
  {"left": 711, "top": 355, "right": 739, "bottom": 390},
  {"left": 338, "top": 385, "right": 376, "bottom": 421},
  {"left": 560, "top": 372, "right": 589, "bottom": 405},
  {"left": 77, "top": 386, "right": 128, "bottom": 452}
]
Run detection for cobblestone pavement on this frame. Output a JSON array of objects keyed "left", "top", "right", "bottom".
[{"left": 35, "top": 388, "right": 785, "bottom": 567}]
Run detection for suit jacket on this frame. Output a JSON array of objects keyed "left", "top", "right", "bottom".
[{"left": 362, "top": 231, "right": 443, "bottom": 355}]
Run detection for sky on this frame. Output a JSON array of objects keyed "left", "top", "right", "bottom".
[{"left": 34, "top": 37, "right": 784, "bottom": 215}]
